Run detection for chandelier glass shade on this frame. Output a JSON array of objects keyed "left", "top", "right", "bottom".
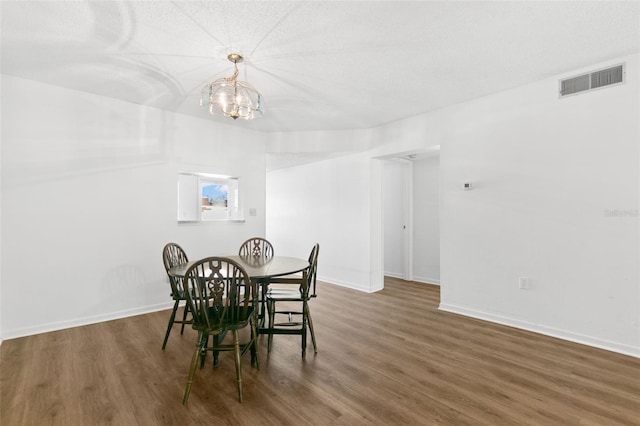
[{"left": 200, "top": 53, "right": 263, "bottom": 120}]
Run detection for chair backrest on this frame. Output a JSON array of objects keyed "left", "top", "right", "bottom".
[
  {"left": 182, "top": 257, "right": 257, "bottom": 330},
  {"left": 238, "top": 237, "right": 274, "bottom": 258},
  {"left": 162, "top": 243, "right": 189, "bottom": 297},
  {"left": 304, "top": 243, "right": 320, "bottom": 299}
]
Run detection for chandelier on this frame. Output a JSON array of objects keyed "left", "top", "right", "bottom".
[{"left": 200, "top": 53, "right": 264, "bottom": 120}]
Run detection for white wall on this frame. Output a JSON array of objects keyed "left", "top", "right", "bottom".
[
  {"left": 0, "top": 76, "right": 267, "bottom": 339},
  {"left": 266, "top": 152, "right": 375, "bottom": 292},
  {"left": 438, "top": 55, "right": 639, "bottom": 356},
  {"left": 413, "top": 155, "right": 440, "bottom": 284},
  {"left": 265, "top": 125, "right": 439, "bottom": 294},
  {"left": 0, "top": 68, "right": 3, "bottom": 339},
  {"left": 266, "top": 53, "right": 639, "bottom": 356}
]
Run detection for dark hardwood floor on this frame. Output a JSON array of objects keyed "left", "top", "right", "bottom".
[{"left": 2, "top": 277, "right": 639, "bottom": 425}]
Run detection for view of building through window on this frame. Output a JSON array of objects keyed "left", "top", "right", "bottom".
[
  {"left": 201, "top": 183, "right": 229, "bottom": 220},
  {"left": 198, "top": 175, "right": 240, "bottom": 221}
]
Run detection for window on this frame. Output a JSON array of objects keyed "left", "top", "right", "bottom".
[{"left": 177, "top": 173, "right": 243, "bottom": 222}]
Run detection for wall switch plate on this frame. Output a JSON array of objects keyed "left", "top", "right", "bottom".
[
  {"left": 519, "top": 277, "right": 530, "bottom": 290},
  {"left": 249, "top": 208, "right": 257, "bottom": 216}
]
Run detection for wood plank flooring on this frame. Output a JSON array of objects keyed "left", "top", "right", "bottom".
[{"left": 2, "top": 277, "right": 639, "bottom": 425}]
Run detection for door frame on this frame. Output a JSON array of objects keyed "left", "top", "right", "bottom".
[{"left": 381, "top": 157, "right": 414, "bottom": 282}]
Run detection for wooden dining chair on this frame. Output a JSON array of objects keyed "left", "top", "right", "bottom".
[
  {"left": 238, "top": 237, "right": 274, "bottom": 326},
  {"left": 266, "top": 243, "right": 320, "bottom": 358},
  {"left": 161, "top": 243, "right": 192, "bottom": 350},
  {"left": 238, "top": 237, "right": 274, "bottom": 258},
  {"left": 181, "top": 257, "right": 260, "bottom": 404}
]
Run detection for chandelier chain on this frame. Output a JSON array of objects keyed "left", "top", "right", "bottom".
[{"left": 225, "top": 61, "right": 239, "bottom": 84}]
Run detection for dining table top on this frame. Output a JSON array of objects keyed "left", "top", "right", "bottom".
[{"left": 168, "top": 255, "right": 309, "bottom": 280}]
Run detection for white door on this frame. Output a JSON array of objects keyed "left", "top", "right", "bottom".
[{"left": 383, "top": 160, "right": 413, "bottom": 280}]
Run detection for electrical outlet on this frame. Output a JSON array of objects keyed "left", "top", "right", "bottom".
[{"left": 518, "top": 277, "right": 530, "bottom": 290}]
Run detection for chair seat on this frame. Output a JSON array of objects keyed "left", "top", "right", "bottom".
[
  {"left": 267, "top": 291, "right": 304, "bottom": 301},
  {"left": 171, "top": 290, "right": 186, "bottom": 300},
  {"left": 192, "top": 306, "right": 255, "bottom": 332},
  {"left": 268, "top": 288, "right": 302, "bottom": 296}
]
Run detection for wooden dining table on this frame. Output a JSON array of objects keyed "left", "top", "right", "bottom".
[
  {"left": 168, "top": 254, "right": 309, "bottom": 331},
  {"left": 167, "top": 255, "right": 309, "bottom": 281}
]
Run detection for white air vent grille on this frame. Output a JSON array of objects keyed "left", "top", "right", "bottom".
[
  {"left": 560, "top": 64, "right": 624, "bottom": 97},
  {"left": 561, "top": 74, "right": 590, "bottom": 96}
]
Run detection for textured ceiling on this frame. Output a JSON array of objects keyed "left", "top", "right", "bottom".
[{"left": 1, "top": 1, "right": 639, "bottom": 133}]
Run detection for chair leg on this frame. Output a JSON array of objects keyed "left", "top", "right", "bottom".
[
  {"left": 200, "top": 335, "right": 210, "bottom": 369},
  {"left": 305, "top": 303, "right": 318, "bottom": 353},
  {"left": 259, "top": 281, "right": 269, "bottom": 328},
  {"left": 212, "top": 334, "right": 220, "bottom": 367},
  {"left": 267, "top": 299, "right": 275, "bottom": 353},
  {"left": 232, "top": 330, "right": 243, "bottom": 402},
  {"left": 250, "top": 316, "right": 260, "bottom": 369},
  {"left": 183, "top": 332, "right": 205, "bottom": 404},
  {"left": 180, "top": 302, "right": 189, "bottom": 334},
  {"left": 162, "top": 299, "right": 180, "bottom": 350},
  {"left": 301, "top": 303, "right": 307, "bottom": 359}
]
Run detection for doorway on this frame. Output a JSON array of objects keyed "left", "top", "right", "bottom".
[
  {"left": 383, "top": 159, "right": 413, "bottom": 281},
  {"left": 375, "top": 148, "right": 440, "bottom": 290}
]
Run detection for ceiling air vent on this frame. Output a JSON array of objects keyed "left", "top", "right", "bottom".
[{"left": 560, "top": 64, "right": 624, "bottom": 97}]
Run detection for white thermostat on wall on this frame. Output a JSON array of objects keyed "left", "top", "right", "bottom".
[{"left": 463, "top": 182, "right": 473, "bottom": 190}]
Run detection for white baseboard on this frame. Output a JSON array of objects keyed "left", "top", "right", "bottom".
[
  {"left": 1, "top": 302, "right": 174, "bottom": 341},
  {"left": 317, "top": 275, "right": 380, "bottom": 293},
  {"left": 384, "top": 271, "right": 403, "bottom": 279},
  {"left": 413, "top": 276, "right": 440, "bottom": 285},
  {"left": 439, "top": 303, "right": 640, "bottom": 359},
  {"left": 384, "top": 273, "right": 440, "bottom": 286},
  {"left": 320, "top": 274, "right": 439, "bottom": 293}
]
